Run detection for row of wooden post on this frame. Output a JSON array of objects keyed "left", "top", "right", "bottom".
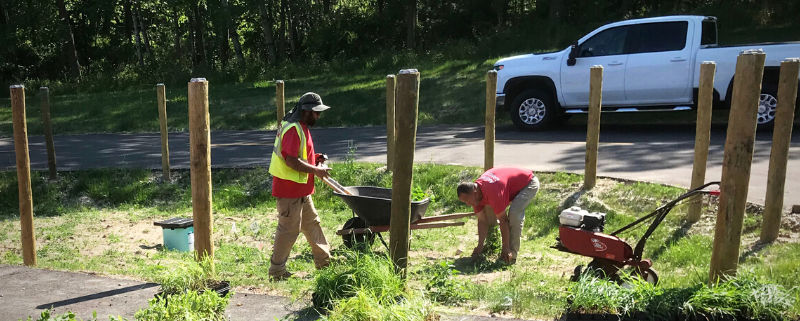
[{"left": 579, "top": 53, "right": 800, "bottom": 282}]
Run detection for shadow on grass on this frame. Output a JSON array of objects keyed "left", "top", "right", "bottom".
[
  {"left": 649, "top": 221, "right": 695, "bottom": 261},
  {"left": 452, "top": 256, "right": 509, "bottom": 275}
]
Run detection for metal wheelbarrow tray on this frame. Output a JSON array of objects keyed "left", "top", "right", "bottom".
[{"left": 333, "top": 186, "right": 474, "bottom": 236}]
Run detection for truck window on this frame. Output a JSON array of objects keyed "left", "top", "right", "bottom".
[
  {"left": 630, "top": 21, "right": 688, "bottom": 53},
  {"left": 580, "top": 26, "right": 630, "bottom": 57},
  {"left": 701, "top": 20, "right": 717, "bottom": 46}
]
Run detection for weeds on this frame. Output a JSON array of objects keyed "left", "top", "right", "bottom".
[
  {"left": 134, "top": 290, "right": 231, "bottom": 321},
  {"left": 567, "top": 270, "right": 799, "bottom": 320},
  {"left": 311, "top": 250, "right": 405, "bottom": 311},
  {"left": 422, "top": 260, "right": 467, "bottom": 305},
  {"left": 155, "top": 256, "right": 218, "bottom": 296}
]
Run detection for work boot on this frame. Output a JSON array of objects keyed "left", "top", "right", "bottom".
[{"left": 269, "top": 270, "right": 293, "bottom": 281}]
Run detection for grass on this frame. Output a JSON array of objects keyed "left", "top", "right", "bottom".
[
  {"left": 1, "top": 163, "right": 799, "bottom": 320},
  {"left": 567, "top": 270, "right": 798, "bottom": 321}
]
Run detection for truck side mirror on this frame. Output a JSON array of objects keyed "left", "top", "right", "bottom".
[{"left": 567, "top": 42, "right": 579, "bottom": 66}]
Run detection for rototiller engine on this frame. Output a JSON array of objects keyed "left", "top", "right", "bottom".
[{"left": 552, "top": 182, "right": 720, "bottom": 285}]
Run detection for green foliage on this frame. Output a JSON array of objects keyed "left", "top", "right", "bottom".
[
  {"left": 311, "top": 250, "right": 405, "bottom": 311},
  {"left": 567, "top": 270, "right": 799, "bottom": 320},
  {"left": 134, "top": 290, "right": 231, "bottom": 321},
  {"left": 422, "top": 260, "right": 467, "bottom": 305},
  {"left": 321, "top": 290, "right": 435, "bottom": 321},
  {"left": 155, "top": 256, "right": 218, "bottom": 296},
  {"left": 21, "top": 310, "right": 127, "bottom": 321},
  {"left": 481, "top": 225, "right": 501, "bottom": 257}
]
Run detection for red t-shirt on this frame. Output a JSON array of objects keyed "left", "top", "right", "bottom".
[
  {"left": 272, "top": 123, "right": 316, "bottom": 198},
  {"left": 473, "top": 167, "right": 534, "bottom": 215}
]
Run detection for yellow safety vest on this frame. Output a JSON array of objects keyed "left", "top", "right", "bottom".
[{"left": 269, "top": 122, "right": 308, "bottom": 184}]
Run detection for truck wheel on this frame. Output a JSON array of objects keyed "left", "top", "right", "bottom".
[
  {"left": 756, "top": 84, "right": 778, "bottom": 131},
  {"left": 510, "top": 88, "right": 557, "bottom": 130}
]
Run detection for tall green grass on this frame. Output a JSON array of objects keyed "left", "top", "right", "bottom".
[{"left": 568, "top": 270, "right": 798, "bottom": 320}]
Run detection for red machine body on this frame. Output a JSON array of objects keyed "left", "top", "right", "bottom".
[{"left": 558, "top": 225, "right": 632, "bottom": 263}]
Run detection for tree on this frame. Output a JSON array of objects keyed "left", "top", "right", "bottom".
[
  {"left": 406, "top": 0, "right": 416, "bottom": 50},
  {"left": 220, "top": 0, "right": 245, "bottom": 65},
  {"left": 55, "top": 0, "right": 81, "bottom": 79},
  {"left": 259, "top": 1, "right": 277, "bottom": 65}
]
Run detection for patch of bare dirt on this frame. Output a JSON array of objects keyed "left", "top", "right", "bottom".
[{"left": 73, "top": 213, "right": 164, "bottom": 257}]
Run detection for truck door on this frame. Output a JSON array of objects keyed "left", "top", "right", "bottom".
[
  {"left": 624, "top": 21, "right": 693, "bottom": 104},
  {"left": 561, "top": 25, "right": 631, "bottom": 107}
]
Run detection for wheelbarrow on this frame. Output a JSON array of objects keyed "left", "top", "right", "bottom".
[{"left": 330, "top": 185, "right": 474, "bottom": 249}]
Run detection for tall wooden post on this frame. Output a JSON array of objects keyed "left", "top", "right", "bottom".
[
  {"left": 485, "top": 70, "right": 497, "bottom": 171},
  {"left": 11, "top": 85, "right": 37, "bottom": 266},
  {"left": 584, "top": 66, "right": 603, "bottom": 189},
  {"left": 761, "top": 58, "right": 800, "bottom": 243},
  {"left": 40, "top": 87, "right": 57, "bottom": 181},
  {"left": 276, "top": 80, "right": 285, "bottom": 123},
  {"left": 390, "top": 70, "right": 420, "bottom": 280},
  {"left": 687, "top": 62, "right": 716, "bottom": 223},
  {"left": 386, "top": 75, "right": 396, "bottom": 172},
  {"left": 157, "top": 84, "right": 170, "bottom": 181},
  {"left": 709, "top": 50, "right": 765, "bottom": 282},
  {"left": 188, "top": 78, "right": 214, "bottom": 261}
]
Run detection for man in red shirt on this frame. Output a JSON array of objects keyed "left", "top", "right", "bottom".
[
  {"left": 457, "top": 167, "right": 539, "bottom": 264},
  {"left": 268, "top": 92, "right": 333, "bottom": 280}
]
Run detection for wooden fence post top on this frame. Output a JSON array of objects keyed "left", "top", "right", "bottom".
[
  {"left": 276, "top": 80, "right": 284, "bottom": 84},
  {"left": 10, "top": 84, "right": 24, "bottom": 89},
  {"left": 190, "top": 78, "right": 208, "bottom": 82},
  {"left": 386, "top": 74, "right": 395, "bottom": 78},
  {"left": 591, "top": 65, "right": 603, "bottom": 69},
  {"left": 701, "top": 61, "right": 715, "bottom": 64},
  {"left": 40, "top": 87, "right": 48, "bottom": 90},
  {"left": 487, "top": 70, "right": 497, "bottom": 74},
  {"left": 157, "top": 83, "right": 165, "bottom": 86}
]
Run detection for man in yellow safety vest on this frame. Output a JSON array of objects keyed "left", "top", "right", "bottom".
[{"left": 268, "top": 92, "right": 333, "bottom": 280}]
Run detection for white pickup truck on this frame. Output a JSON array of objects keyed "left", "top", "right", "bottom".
[{"left": 494, "top": 15, "right": 800, "bottom": 130}]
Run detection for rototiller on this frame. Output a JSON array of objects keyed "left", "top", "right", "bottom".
[{"left": 553, "top": 181, "right": 720, "bottom": 285}]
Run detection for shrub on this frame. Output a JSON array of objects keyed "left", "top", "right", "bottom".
[{"left": 133, "top": 290, "right": 231, "bottom": 321}]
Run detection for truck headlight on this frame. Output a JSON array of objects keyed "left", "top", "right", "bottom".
[{"left": 493, "top": 65, "right": 504, "bottom": 71}]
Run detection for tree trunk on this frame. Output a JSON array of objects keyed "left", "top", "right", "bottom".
[
  {"left": 173, "top": 7, "right": 181, "bottom": 57},
  {"left": 278, "top": 0, "right": 287, "bottom": 62},
  {"left": 405, "top": 0, "right": 416, "bottom": 50},
  {"left": 495, "top": 0, "right": 509, "bottom": 28},
  {"left": 132, "top": 8, "right": 144, "bottom": 67},
  {"left": 193, "top": 1, "right": 207, "bottom": 64},
  {"left": 56, "top": 0, "right": 81, "bottom": 79},
  {"left": 0, "top": 0, "right": 8, "bottom": 25},
  {"left": 137, "top": 3, "right": 152, "bottom": 57},
  {"left": 548, "top": 0, "right": 563, "bottom": 27},
  {"left": 286, "top": 1, "right": 296, "bottom": 59},
  {"left": 377, "top": 0, "right": 383, "bottom": 15},
  {"left": 188, "top": 11, "right": 196, "bottom": 67},
  {"left": 259, "top": 3, "right": 277, "bottom": 65},
  {"left": 221, "top": 0, "right": 245, "bottom": 66},
  {"left": 219, "top": 28, "right": 229, "bottom": 69},
  {"left": 123, "top": 0, "right": 133, "bottom": 42}
]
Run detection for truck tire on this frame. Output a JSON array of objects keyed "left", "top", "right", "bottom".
[
  {"left": 756, "top": 84, "right": 778, "bottom": 131},
  {"left": 510, "top": 88, "right": 558, "bottom": 131}
]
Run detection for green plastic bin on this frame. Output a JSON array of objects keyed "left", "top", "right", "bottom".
[{"left": 154, "top": 218, "right": 194, "bottom": 252}]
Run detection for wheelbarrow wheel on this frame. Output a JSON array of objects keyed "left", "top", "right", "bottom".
[
  {"left": 639, "top": 268, "right": 659, "bottom": 286},
  {"left": 341, "top": 217, "right": 375, "bottom": 250}
]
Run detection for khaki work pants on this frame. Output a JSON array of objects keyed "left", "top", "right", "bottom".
[
  {"left": 269, "top": 196, "right": 331, "bottom": 276},
  {"left": 507, "top": 176, "right": 540, "bottom": 259}
]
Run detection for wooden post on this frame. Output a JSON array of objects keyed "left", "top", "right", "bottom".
[
  {"left": 709, "top": 50, "right": 765, "bottom": 282},
  {"left": 485, "top": 70, "right": 497, "bottom": 171},
  {"left": 386, "top": 75, "right": 396, "bottom": 172},
  {"left": 11, "top": 85, "right": 37, "bottom": 266},
  {"left": 761, "top": 58, "right": 800, "bottom": 243},
  {"left": 390, "top": 70, "right": 420, "bottom": 279},
  {"left": 276, "top": 80, "right": 285, "bottom": 123},
  {"left": 39, "top": 87, "right": 57, "bottom": 181},
  {"left": 584, "top": 66, "right": 603, "bottom": 189},
  {"left": 188, "top": 78, "right": 213, "bottom": 261},
  {"left": 157, "top": 84, "right": 170, "bottom": 181},
  {"left": 687, "top": 62, "right": 716, "bottom": 223}
]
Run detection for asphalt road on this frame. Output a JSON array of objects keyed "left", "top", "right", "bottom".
[{"left": 1, "top": 123, "right": 798, "bottom": 209}]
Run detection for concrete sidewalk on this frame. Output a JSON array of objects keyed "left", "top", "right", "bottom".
[{"left": 0, "top": 264, "right": 529, "bottom": 321}]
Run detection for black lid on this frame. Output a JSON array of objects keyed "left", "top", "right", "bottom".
[{"left": 154, "top": 217, "right": 194, "bottom": 229}]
